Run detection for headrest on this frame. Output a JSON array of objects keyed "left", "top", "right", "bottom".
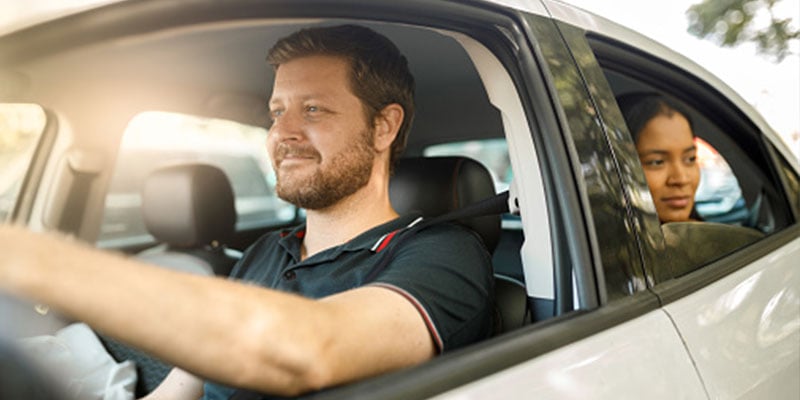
[
  {"left": 390, "top": 156, "right": 501, "bottom": 251},
  {"left": 142, "top": 163, "right": 236, "bottom": 247}
]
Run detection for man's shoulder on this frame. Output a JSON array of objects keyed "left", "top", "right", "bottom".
[
  {"left": 414, "top": 221, "right": 485, "bottom": 244},
  {"left": 395, "top": 221, "right": 490, "bottom": 260}
]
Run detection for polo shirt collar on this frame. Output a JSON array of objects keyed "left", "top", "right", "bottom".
[{"left": 278, "top": 213, "right": 422, "bottom": 265}]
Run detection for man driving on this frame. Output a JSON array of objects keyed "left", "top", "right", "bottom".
[{"left": 0, "top": 24, "right": 493, "bottom": 399}]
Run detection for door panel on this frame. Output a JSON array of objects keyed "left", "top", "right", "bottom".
[
  {"left": 663, "top": 235, "right": 800, "bottom": 399},
  {"left": 431, "top": 310, "right": 707, "bottom": 400}
]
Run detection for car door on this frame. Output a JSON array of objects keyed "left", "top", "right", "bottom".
[{"left": 547, "top": 2, "right": 800, "bottom": 399}]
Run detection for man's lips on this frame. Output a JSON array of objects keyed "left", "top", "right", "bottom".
[
  {"left": 275, "top": 144, "right": 319, "bottom": 166},
  {"left": 279, "top": 154, "right": 315, "bottom": 163},
  {"left": 660, "top": 196, "right": 691, "bottom": 209}
]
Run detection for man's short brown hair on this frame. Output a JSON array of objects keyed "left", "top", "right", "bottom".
[{"left": 267, "top": 24, "right": 415, "bottom": 171}]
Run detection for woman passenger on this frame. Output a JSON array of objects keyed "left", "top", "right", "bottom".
[{"left": 617, "top": 92, "right": 701, "bottom": 223}]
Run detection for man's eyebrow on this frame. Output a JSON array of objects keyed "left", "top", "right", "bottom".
[
  {"left": 682, "top": 145, "right": 697, "bottom": 153},
  {"left": 268, "top": 93, "right": 334, "bottom": 108}
]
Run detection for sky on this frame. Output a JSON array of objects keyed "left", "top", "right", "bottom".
[
  {"left": 565, "top": 0, "right": 800, "bottom": 159},
  {"left": 1, "top": 0, "right": 798, "bottom": 158}
]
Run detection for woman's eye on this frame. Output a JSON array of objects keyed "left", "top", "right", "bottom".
[{"left": 644, "top": 159, "right": 664, "bottom": 167}]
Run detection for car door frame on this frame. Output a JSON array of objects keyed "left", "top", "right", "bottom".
[{"left": 549, "top": 2, "right": 800, "bottom": 399}]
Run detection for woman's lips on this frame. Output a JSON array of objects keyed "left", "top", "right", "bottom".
[{"left": 661, "top": 196, "right": 691, "bottom": 209}]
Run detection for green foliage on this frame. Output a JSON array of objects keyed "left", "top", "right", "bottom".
[{"left": 687, "top": 0, "right": 799, "bottom": 62}]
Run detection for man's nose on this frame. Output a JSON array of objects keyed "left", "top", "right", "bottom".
[{"left": 270, "top": 109, "right": 304, "bottom": 141}]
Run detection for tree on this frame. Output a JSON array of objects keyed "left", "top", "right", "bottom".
[{"left": 687, "top": 0, "right": 799, "bottom": 62}]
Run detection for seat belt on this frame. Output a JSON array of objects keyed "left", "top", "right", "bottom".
[{"left": 364, "top": 190, "right": 510, "bottom": 282}]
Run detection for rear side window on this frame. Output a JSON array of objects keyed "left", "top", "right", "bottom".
[
  {"left": 0, "top": 103, "right": 47, "bottom": 222},
  {"left": 97, "top": 111, "right": 295, "bottom": 248}
]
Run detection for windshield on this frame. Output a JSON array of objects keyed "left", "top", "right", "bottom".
[{"left": 0, "top": 0, "right": 122, "bottom": 36}]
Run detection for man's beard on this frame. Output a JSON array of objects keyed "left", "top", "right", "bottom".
[{"left": 273, "top": 129, "right": 375, "bottom": 210}]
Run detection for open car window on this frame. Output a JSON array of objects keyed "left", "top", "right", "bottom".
[{"left": 586, "top": 36, "right": 797, "bottom": 281}]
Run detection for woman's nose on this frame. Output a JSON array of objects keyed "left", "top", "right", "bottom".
[{"left": 666, "top": 163, "right": 690, "bottom": 186}]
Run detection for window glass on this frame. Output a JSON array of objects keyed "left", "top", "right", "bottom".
[
  {"left": 591, "top": 43, "right": 795, "bottom": 280},
  {"left": 0, "top": 104, "right": 47, "bottom": 222},
  {"left": 97, "top": 111, "right": 295, "bottom": 248}
]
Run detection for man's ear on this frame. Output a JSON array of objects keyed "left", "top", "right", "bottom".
[{"left": 373, "top": 103, "right": 404, "bottom": 153}]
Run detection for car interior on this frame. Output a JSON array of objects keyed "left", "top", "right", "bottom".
[{"left": 0, "top": 18, "right": 547, "bottom": 395}]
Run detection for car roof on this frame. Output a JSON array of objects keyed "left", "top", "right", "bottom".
[{"left": 0, "top": 0, "right": 795, "bottom": 166}]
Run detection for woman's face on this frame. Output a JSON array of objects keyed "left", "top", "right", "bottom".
[{"left": 636, "top": 112, "right": 701, "bottom": 223}]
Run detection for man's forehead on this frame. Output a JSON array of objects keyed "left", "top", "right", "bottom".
[
  {"left": 269, "top": 56, "right": 354, "bottom": 104},
  {"left": 273, "top": 54, "right": 349, "bottom": 77}
]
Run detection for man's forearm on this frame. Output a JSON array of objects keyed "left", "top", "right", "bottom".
[
  {"left": 1, "top": 225, "right": 435, "bottom": 396},
  {"left": 0, "top": 225, "right": 330, "bottom": 394}
]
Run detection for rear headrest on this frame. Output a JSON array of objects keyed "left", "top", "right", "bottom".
[
  {"left": 389, "top": 156, "right": 501, "bottom": 251},
  {"left": 142, "top": 163, "right": 236, "bottom": 247}
]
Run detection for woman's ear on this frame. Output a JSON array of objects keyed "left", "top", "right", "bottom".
[{"left": 373, "top": 103, "right": 404, "bottom": 153}]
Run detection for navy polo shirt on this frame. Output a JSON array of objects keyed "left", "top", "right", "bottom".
[{"left": 203, "top": 215, "right": 494, "bottom": 400}]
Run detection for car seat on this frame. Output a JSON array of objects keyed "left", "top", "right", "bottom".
[
  {"left": 137, "top": 163, "right": 241, "bottom": 276},
  {"left": 389, "top": 156, "right": 528, "bottom": 334}
]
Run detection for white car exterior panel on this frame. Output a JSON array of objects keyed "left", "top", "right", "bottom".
[
  {"left": 431, "top": 310, "right": 707, "bottom": 400},
  {"left": 664, "top": 236, "right": 800, "bottom": 400}
]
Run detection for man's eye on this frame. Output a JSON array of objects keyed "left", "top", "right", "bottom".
[
  {"left": 306, "top": 105, "right": 319, "bottom": 113},
  {"left": 685, "top": 155, "right": 697, "bottom": 165}
]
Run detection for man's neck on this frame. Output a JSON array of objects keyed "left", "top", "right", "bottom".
[{"left": 300, "top": 184, "right": 398, "bottom": 260}]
